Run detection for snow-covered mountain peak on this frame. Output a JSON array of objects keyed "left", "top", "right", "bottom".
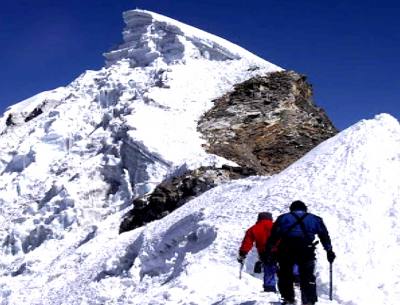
[
  {"left": 104, "top": 9, "right": 273, "bottom": 68},
  {"left": 0, "top": 7, "right": 281, "bottom": 270},
  {"left": 354, "top": 112, "right": 399, "bottom": 134}
]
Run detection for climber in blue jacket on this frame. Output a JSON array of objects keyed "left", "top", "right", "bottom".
[{"left": 263, "top": 200, "right": 336, "bottom": 305}]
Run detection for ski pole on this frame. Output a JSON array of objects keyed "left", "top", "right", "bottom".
[
  {"left": 329, "top": 262, "right": 333, "bottom": 300},
  {"left": 239, "top": 262, "right": 244, "bottom": 279}
]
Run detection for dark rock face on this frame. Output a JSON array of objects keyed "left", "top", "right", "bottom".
[
  {"left": 24, "top": 106, "right": 44, "bottom": 122},
  {"left": 6, "top": 114, "right": 15, "bottom": 126},
  {"left": 198, "top": 71, "right": 338, "bottom": 174},
  {"left": 119, "top": 165, "right": 255, "bottom": 233}
]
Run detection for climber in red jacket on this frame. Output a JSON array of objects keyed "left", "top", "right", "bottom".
[{"left": 238, "top": 212, "right": 277, "bottom": 292}]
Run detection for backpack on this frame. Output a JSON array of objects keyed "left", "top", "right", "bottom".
[{"left": 278, "top": 213, "right": 318, "bottom": 260}]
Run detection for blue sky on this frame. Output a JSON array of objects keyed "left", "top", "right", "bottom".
[{"left": 0, "top": 0, "right": 399, "bottom": 130}]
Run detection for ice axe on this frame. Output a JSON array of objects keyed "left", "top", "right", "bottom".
[{"left": 239, "top": 262, "right": 244, "bottom": 279}]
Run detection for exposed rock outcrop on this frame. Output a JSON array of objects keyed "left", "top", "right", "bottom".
[
  {"left": 120, "top": 71, "right": 338, "bottom": 233},
  {"left": 119, "top": 165, "right": 255, "bottom": 233},
  {"left": 198, "top": 70, "right": 338, "bottom": 174}
]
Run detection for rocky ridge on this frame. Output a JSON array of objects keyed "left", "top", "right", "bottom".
[
  {"left": 198, "top": 70, "right": 338, "bottom": 174},
  {"left": 121, "top": 71, "right": 338, "bottom": 232}
]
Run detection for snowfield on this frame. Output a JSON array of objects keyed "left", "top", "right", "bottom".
[
  {"left": 1, "top": 113, "right": 399, "bottom": 305},
  {"left": 0, "top": 9, "right": 399, "bottom": 305}
]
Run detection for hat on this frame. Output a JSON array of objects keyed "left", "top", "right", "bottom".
[
  {"left": 257, "top": 212, "right": 273, "bottom": 221},
  {"left": 290, "top": 200, "right": 307, "bottom": 212}
]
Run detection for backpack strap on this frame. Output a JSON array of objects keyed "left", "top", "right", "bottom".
[
  {"left": 281, "top": 212, "right": 309, "bottom": 237},
  {"left": 289, "top": 212, "right": 315, "bottom": 244}
]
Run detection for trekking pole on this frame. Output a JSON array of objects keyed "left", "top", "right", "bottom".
[
  {"left": 329, "top": 262, "right": 333, "bottom": 300},
  {"left": 239, "top": 262, "right": 244, "bottom": 279}
]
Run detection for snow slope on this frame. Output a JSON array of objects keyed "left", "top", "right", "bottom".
[
  {"left": 1, "top": 112, "right": 399, "bottom": 305},
  {"left": 1, "top": 8, "right": 399, "bottom": 305}
]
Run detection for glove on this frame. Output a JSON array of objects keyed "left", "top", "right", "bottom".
[
  {"left": 237, "top": 252, "right": 246, "bottom": 264},
  {"left": 327, "top": 250, "right": 336, "bottom": 263},
  {"left": 253, "top": 261, "right": 263, "bottom": 273}
]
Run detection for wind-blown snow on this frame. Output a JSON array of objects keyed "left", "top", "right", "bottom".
[{"left": 0, "top": 8, "right": 399, "bottom": 305}]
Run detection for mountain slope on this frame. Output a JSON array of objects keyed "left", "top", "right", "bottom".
[
  {"left": 1, "top": 113, "right": 398, "bottom": 305},
  {"left": 0, "top": 10, "right": 279, "bottom": 259}
]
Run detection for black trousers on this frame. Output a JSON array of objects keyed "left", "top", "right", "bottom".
[{"left": 277, "top": 257, "right": 317, "bottom": 304}]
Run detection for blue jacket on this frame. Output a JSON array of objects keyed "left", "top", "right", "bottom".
[{"left": 266, "top": 210, "right": 332, "bottom": 254}]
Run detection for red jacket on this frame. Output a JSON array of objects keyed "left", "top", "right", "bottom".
[{"left": 239, "top": 219, "right": 274, "bottom": 256}]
